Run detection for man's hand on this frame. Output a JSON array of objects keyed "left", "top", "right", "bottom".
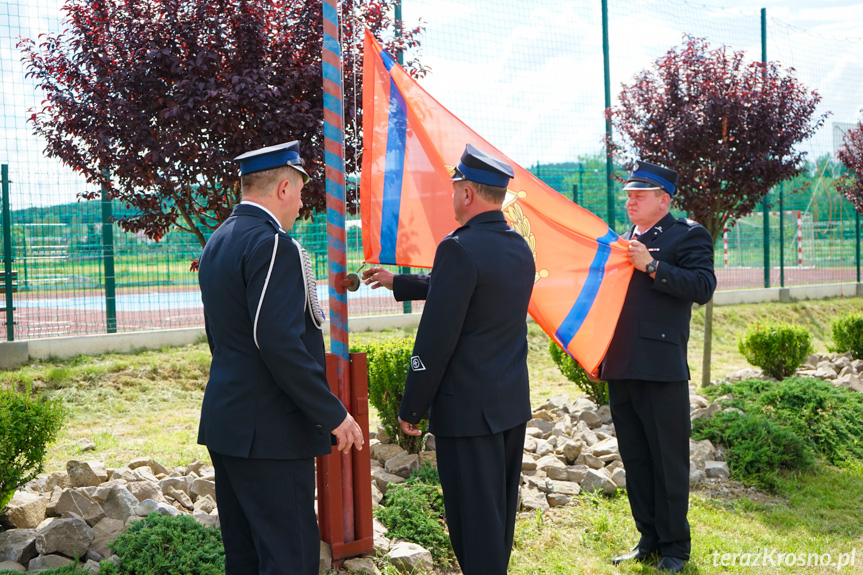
[
  {"left": 361, "top": 266, "right": 395, "bottom": 290},
  {"left": 398, "top": 416, "right": 422, "bottom": 437},
  {"left": 627, "top": 239, "right": 654, "bottom": 273},
  {"left": 331, "top": 413, "right": 364, "bottom": 453}
]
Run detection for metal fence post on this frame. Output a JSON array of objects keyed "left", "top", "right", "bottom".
[
  {"left": 2, "top": 164, "right": 15, "bottom": 341},
  {"left": 779, "top": 183, "right": 785, "bottom": 287},
  {"left": 602, "top": 0, "right": 615, "bottom": 230},
  {"left": 761, "top": 9, "right": 770, "bottom": 288},
  {"left": 857, "top": 209, "right": 861, "bottom": 284},
  {"left": 101, "top": 172, "right": 117, "bottom": 333}
]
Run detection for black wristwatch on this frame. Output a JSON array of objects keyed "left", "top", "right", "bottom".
[{"left": 645, "top": 259, "right": 658, "bottom": 275}]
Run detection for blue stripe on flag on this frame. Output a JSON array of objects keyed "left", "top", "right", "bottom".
[
  {"left": 379, "top": 74, "right": 407, "bottom": 264},
  {"left": 380, "top": 49, "right": 398, "bottom": 72},
  {"left": 555, "top": 229, "right": 619, "bottom": 348}
]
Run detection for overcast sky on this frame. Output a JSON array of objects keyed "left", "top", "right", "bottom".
[{"left": 401, "top": 0, "right": 863, "bottom": 166}]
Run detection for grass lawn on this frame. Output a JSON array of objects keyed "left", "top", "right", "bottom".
[{"left": 2, "top": 297, "right": 862, "bottom": 573}]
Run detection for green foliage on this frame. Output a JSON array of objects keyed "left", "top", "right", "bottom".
[
  {"left": 547, "top": 340, "right": 608, "bottom": 405},
  {"left": 829, "top": 312, "right": 863, "bottom": 359},
  {"left": 737, "top": 321, "right": 813, "bottom": 379},
  {"left": 693, "top": 411, "right": 815, "bottom": 491},
  {"left": 375, "top": 464, "right": 454, "bottom": 566},
  {"left": 352, "top": 338, "right": 426, "bottom": 453},
  {"left": 99, "top": 513, "right": 224, "bottom": 574},
  {"left": 0, "top": 386, "right": 65, "bottom": 510},
  {"left": 704, "top": 377, "right": 863, "bottom": 465}
]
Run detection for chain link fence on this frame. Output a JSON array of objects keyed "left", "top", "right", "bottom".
[{"left": 1, "top": 0, "right": 861, "bottom": 340}]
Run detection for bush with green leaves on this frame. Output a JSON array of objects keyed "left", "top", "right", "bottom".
[
  {"left": 548, "top": 340, "right": 608, "bottom": 405},
  {"left": 737, "top": 321, "right": 813, "bottom": 380},
  {"left": 704, "top": 376, "right": 863, "bottom": 465},
  {"left": 0, "top": 386, "right": 65, "bottom": 510},
  {"left": 829, "top": 312, "right": 863, "bottom": 359},
  {"left": 352, "top": 337, "right": 425, "bottom": 453},
  {"left": 99, "top": 512, "right": 224, "bottom": 574},
  {"left": 375, "top": 463, "right": 454, "bottom": 566},
  {"left": 692, "top": 410, "right": 814, "bottom": 491}
]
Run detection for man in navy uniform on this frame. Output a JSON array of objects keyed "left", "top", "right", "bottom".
[
  {"left": 197, "top": 141, "right": 364, "bottom": 575},
  {"left": 602, "top": 161, "right": 716, "bottom": 573},
  {"left": 388, "top": 144, "right": 535, "bottom": 575}
]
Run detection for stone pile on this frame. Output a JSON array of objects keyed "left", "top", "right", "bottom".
[
  {"left": 726, "top": 351, "right": 863, "bottom": 392},
  {"left": 0, "top": 458, "right": 218, "bottom": 573},
  {"left": 2, "top": 386, "right": 742, "bottom": 574},
  {"left": 367, "top": 388, "right": 731, "bottom": 517}
]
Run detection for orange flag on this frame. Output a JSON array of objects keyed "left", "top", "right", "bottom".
[{"left": 360, "top": 30, "right": 634, "bottom": 375}]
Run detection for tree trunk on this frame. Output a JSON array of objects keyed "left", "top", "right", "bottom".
[{"left": 701, "top": 296, "right": 714, "bottom": 387}]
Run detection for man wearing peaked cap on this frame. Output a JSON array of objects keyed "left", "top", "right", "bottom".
[
  {"left": 364, "top": 144, "right": 536, "bottom": 574},
  {"left": 197, "top": 140, "right": 363, "bottom": 575},
  {"left": 602, "top": 160, "right": 716, "bottom": 573}
]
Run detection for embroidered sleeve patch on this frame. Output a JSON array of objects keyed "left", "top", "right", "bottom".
[{"left": 410, "top": 355, "right": 426, "bottom": 372}]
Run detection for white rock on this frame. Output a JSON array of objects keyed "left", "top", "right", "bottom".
[
  {"left": 0, "top": 529, "right": 38, "bottom": 564},
  {"left": 35, "top": 517, "right": 95, "bottom": 558},
  {"left": 705, "top": 460, "right": 731, "bottom": 480},
  {"left": 384, "top": 452, "right": 419, "bottom": 479},
  {"left": 344, "top": 556, "right": 381, "bottom": 575},
  {"left": 611, "top": 468, "right": 626, "bottom": 489},
  {"left": 580, "top": 469, "right": 616, "bottom": 496},
  {"left": 28, "top": 554, "right": 74, "bottom": 571},
  {"left": 577, "top": 410, "right": 602, "bottom": 429},
  {"left": 388, "top": 541, "right": 433, "bottom": 574},
  {"left": 66, "top": 461, "right": 108, "bottom": 488},
  {"left": 370, "top": 443, "right": 406, "bottom": 465},
  {"left": 319, "top": 540, "right": 333, "bottom": 574},
  {"left": 546, "top": 493, "right": 571, "bottom": 507},
  {"left": 1, "top": 491, "right": 47, "bottom": 529},
  {"left": 590, "top": 437, "right": 618, "bottom": 457},
  {"left": 519, "top": 487, "right": 549, "bottom": 512}
]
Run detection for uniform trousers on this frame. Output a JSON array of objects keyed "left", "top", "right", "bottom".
[
  {"left": 435, "top": 423, "right": 526, "bottom": 575},
  {"left": 608, "top": 379, "right": 691, "bottom": 560},
  {"left": 209, "top": 450, "right": 320, "bottom": 575}
]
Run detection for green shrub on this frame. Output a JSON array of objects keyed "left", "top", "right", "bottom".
[
  {"left": 737, "top": 321, "right": 813, "bottom": 380},
  {"left": 352, "top": 338, "right": 426, "bottom": 453},
  {"left": 99, "top": 513, "right": 224, "bottom": 574},
  {"left": 704, "top": 377, "right": 863, "bottom": 465},
  {"left": 692, "top": 411, "right": 815, "bottom": 491},
  {"left": 375, "top": 464, "right": 453, "bottom": 566},
  {"left": 0, "top": 386, "right": 65, "bottom": 510},
  {"left": 548, "top": 340, "right": 608, "bottom": 405},
  {"left": 829, "top": 312, "right": 863, "bottom": 359}
]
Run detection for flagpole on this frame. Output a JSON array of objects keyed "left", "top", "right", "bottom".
[{"left": 321, "top": 0, "right": 354, "bottom": 542}]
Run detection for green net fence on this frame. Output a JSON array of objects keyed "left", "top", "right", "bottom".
[{"left": 1, "top": 0, "right": 861, "bottom": 340}]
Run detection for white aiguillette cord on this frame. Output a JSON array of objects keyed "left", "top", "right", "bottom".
[
  {"left": 292, "top": 238, "right": 326, "bottom": 330},
  {"left": 253, "top": 234, "right": 326, "bottom": 349}
]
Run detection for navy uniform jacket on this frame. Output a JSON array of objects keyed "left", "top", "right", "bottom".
[
  {"left": 600, "top": 212, "right": 716, "bottom": 382},
  {"left": 197, "top": 203, "right": 347, "bottom": 460},
  {"left": 398, "top": 210, "right": 536, "bottom": 437}
]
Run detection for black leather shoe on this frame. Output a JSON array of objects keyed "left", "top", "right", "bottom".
[
  {"left": 611, "top": 547, "right": 656, "bottom": 565},
  {"left": 657, "top": 556, "right": 686, "bottom": 572}
]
